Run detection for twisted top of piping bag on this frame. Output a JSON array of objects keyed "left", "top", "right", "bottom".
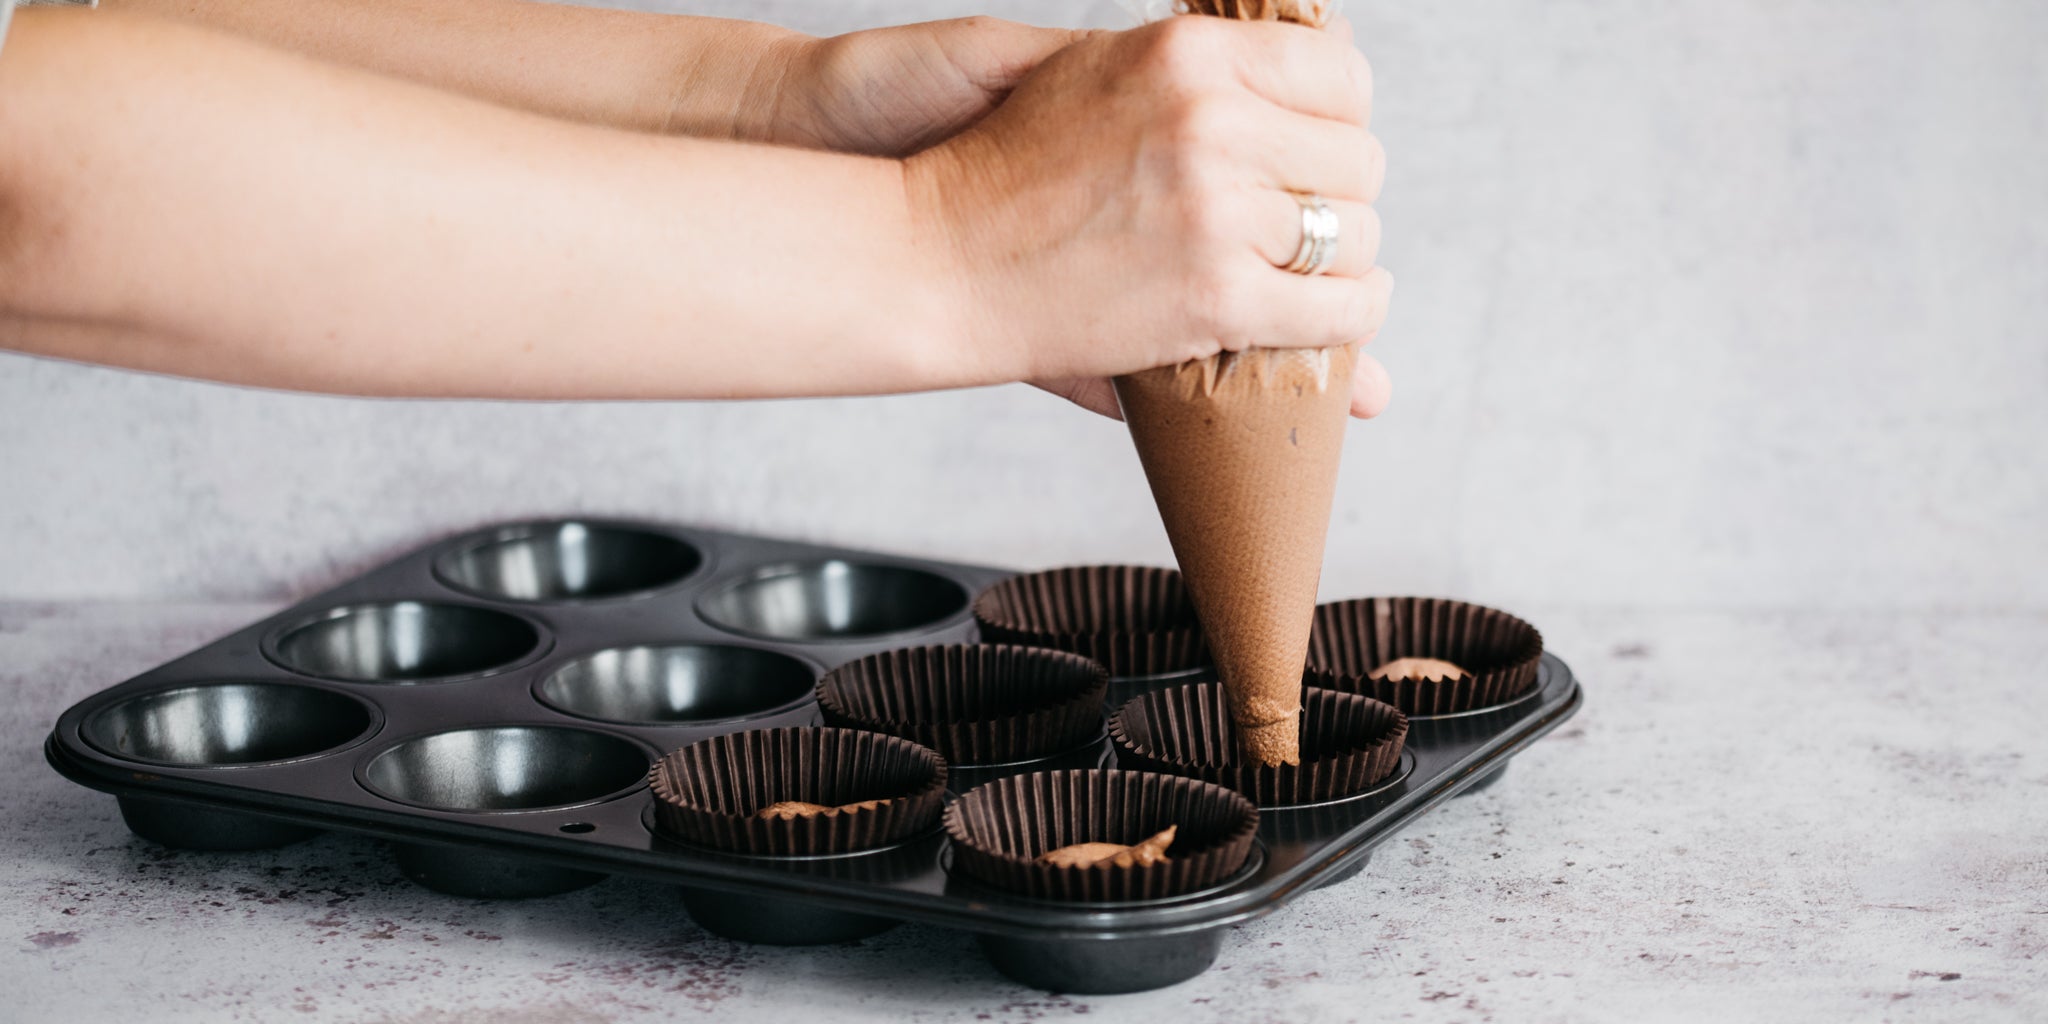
[{"left": 1178, "top": 0, "right": 1332, "bottom": 27}]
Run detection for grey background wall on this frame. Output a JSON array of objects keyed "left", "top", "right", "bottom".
[{"left": 3, "top": 0, "right": 2042, "bottom": 610}]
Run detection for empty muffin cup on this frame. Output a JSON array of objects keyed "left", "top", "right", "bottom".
[
  {"left": 944, "top": 768, "right": 1258, "bottom": 903},
  {"left": 697, "top": 561, "right": 970, "bottom": 642},
  {"left": 362, "top": 726, "right": 652, "bottom": 898},
  {"left": 972, "top": 566, "right": 1207, "bottom": 679},
  {"left": 363, "top": 725, "right": 650, "bottom": 811},
  {"left": 648, "top": 726, "right": 947, "bottom": 856},
  {"left": 82, "top": 681, "right": 377, "bottom": 768},
  {"left": 268, "top": 601, "right": 543, "bottom": 682},
  {"left": 539, "top": 644, "right": 817, "bottom": 724},
  {"left": 81, "top": 681, "right": 381, "bottom": 850},
  {"left": 1109, "top": 683, "right": 1408, "bottom": 807},
  {"left": 1305, "top": 597, "right": 1543, "bottom": 716},
  {"left": 435, "top": 521, "right": 703, "bottom": 601},
  {"left": 815, "top": 644, "right": 1108, "bottom": 767}
]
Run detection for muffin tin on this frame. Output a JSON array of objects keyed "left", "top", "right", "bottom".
[{"left": 44, "top": 518, "right": 1582, "bottom": 993}]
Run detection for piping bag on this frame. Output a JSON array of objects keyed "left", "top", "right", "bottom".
[{"left": 1114, "top": 0, "right": 1351, "bottom": 767}]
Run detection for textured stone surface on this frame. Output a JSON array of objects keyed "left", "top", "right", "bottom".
[
  {"left": 2, "top": 0, "right": 2043, "bottom": 608},
  {"left": 5, "top": 602, "right": 2042, "bottom": 1022}
]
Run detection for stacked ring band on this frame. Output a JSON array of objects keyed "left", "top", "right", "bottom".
[{"left": 1284, "top": 192, "right": 1341, "bottom": 276}]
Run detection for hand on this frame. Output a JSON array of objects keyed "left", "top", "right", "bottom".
[
  {"left": 760, "top": 18, "right": 1091, "bottom": 158},
  {"left": 905, "top": 16, "right": 1393, "bottom": 419},
  {"left": 1035, "top": 349, "right": 1391, "bottom": 420}
]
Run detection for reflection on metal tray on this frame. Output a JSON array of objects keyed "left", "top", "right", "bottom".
[{"left": 44, "top": 518, "right": 1582, "bottom": 995}]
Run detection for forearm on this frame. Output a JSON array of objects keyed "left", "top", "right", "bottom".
[
  {"left": 0, "top": 12, "right": 980, "bottom": 400},
  {"left": 99, "top": 0, "right": 806, "bottom": 139}
]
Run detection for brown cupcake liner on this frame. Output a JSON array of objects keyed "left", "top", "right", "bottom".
[
  {"left": 1305, "top": 598, "right": 1543, "bottom": 716},
  {"left": 816, "top": 644, "right": 1108, "bottom": 766},
  {"left": 946, "top": 731, "right": 1113, "bottom": 795},
  {"left": 648, "top": 727, "right": 947, "bottom": 856},
  {"left": 973, "top": 566, "right": 1208, "bottom": 678},
  {"left": 1108, "top": 683, "right": 1407, "bottom": 806},
  {"left": 945, "top": 769, "right": 1258, "bottom": 903},
  {"left": 1105, "top": 669, "right": 1218, "bottom": 719}
]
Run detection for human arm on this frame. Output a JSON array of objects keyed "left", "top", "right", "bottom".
[
  {"left": 0, "top": 10, "right": 959, "bottom": 399},
  {"left": 102, "top": 0, "right": 1088, "bottom": 158},
  {"left": 0, "top": 10, "right": 1389, "bottom": 406}
]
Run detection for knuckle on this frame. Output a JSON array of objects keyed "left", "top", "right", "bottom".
[{"left": 1137, "top": 16, "right": 1216, "bottom": 83}]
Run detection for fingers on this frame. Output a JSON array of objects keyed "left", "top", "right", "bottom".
[
  {"left": 1037, "top": 360, "right": 1385, "bottom": 421},
  {"left": 950, "top": 19, "right": 1098, "bottom": 95},
  {"left": 1032, "top": 377, "right": 1125, "bottom": 419},
  {"left": 1214, "top": 19, "right": 1373, "bottom": 127},
  {"left": 1228, "top": 265, "right": 1394, "bottom": 350},
  {"left": 1240, "top": 108, "right": 1382, "bottom": 202},
  {"left": 1039, "top": 354, "right": 1388, "bottom": 420},
  {"left": 1367, "top": 133, "right": 1387, "bottom": 204},
  {"left": 1251, "top": 192, "right": 1380, "bottom": 278},
  {"left": 1350, "top": 351, "right": 1391, "bottom": 418},
  {"left": 1037, "top": 353, "right": 1386, "bottom": 421},
  {"left": 1128, "top": 17, "right": 1369, "bottom": 126}
]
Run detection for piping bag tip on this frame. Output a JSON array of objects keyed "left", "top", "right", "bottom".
[{"left": 1114, "top": 345, "right": 1355, "bottom": 767}]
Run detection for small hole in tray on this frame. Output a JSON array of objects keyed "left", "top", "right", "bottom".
[{"left": 559, "top": 822, "right": 596, "bottom": 834}]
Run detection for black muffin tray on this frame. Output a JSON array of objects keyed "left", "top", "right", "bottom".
[{"left": 45, "top": 519, "right": 1583, "bottom": 994}]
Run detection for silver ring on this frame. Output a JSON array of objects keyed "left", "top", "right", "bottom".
[{"left": 1283, "top": 192, "right": 1341, "bottom": 276}]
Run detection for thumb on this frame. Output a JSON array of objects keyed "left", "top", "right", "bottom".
[{"left": 950, "top": 21, "right": 1099, "bottom": 97}]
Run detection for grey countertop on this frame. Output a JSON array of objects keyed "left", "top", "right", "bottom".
[{"left": 4, "top": 601, "right": 2041, "bottom": 1022}]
